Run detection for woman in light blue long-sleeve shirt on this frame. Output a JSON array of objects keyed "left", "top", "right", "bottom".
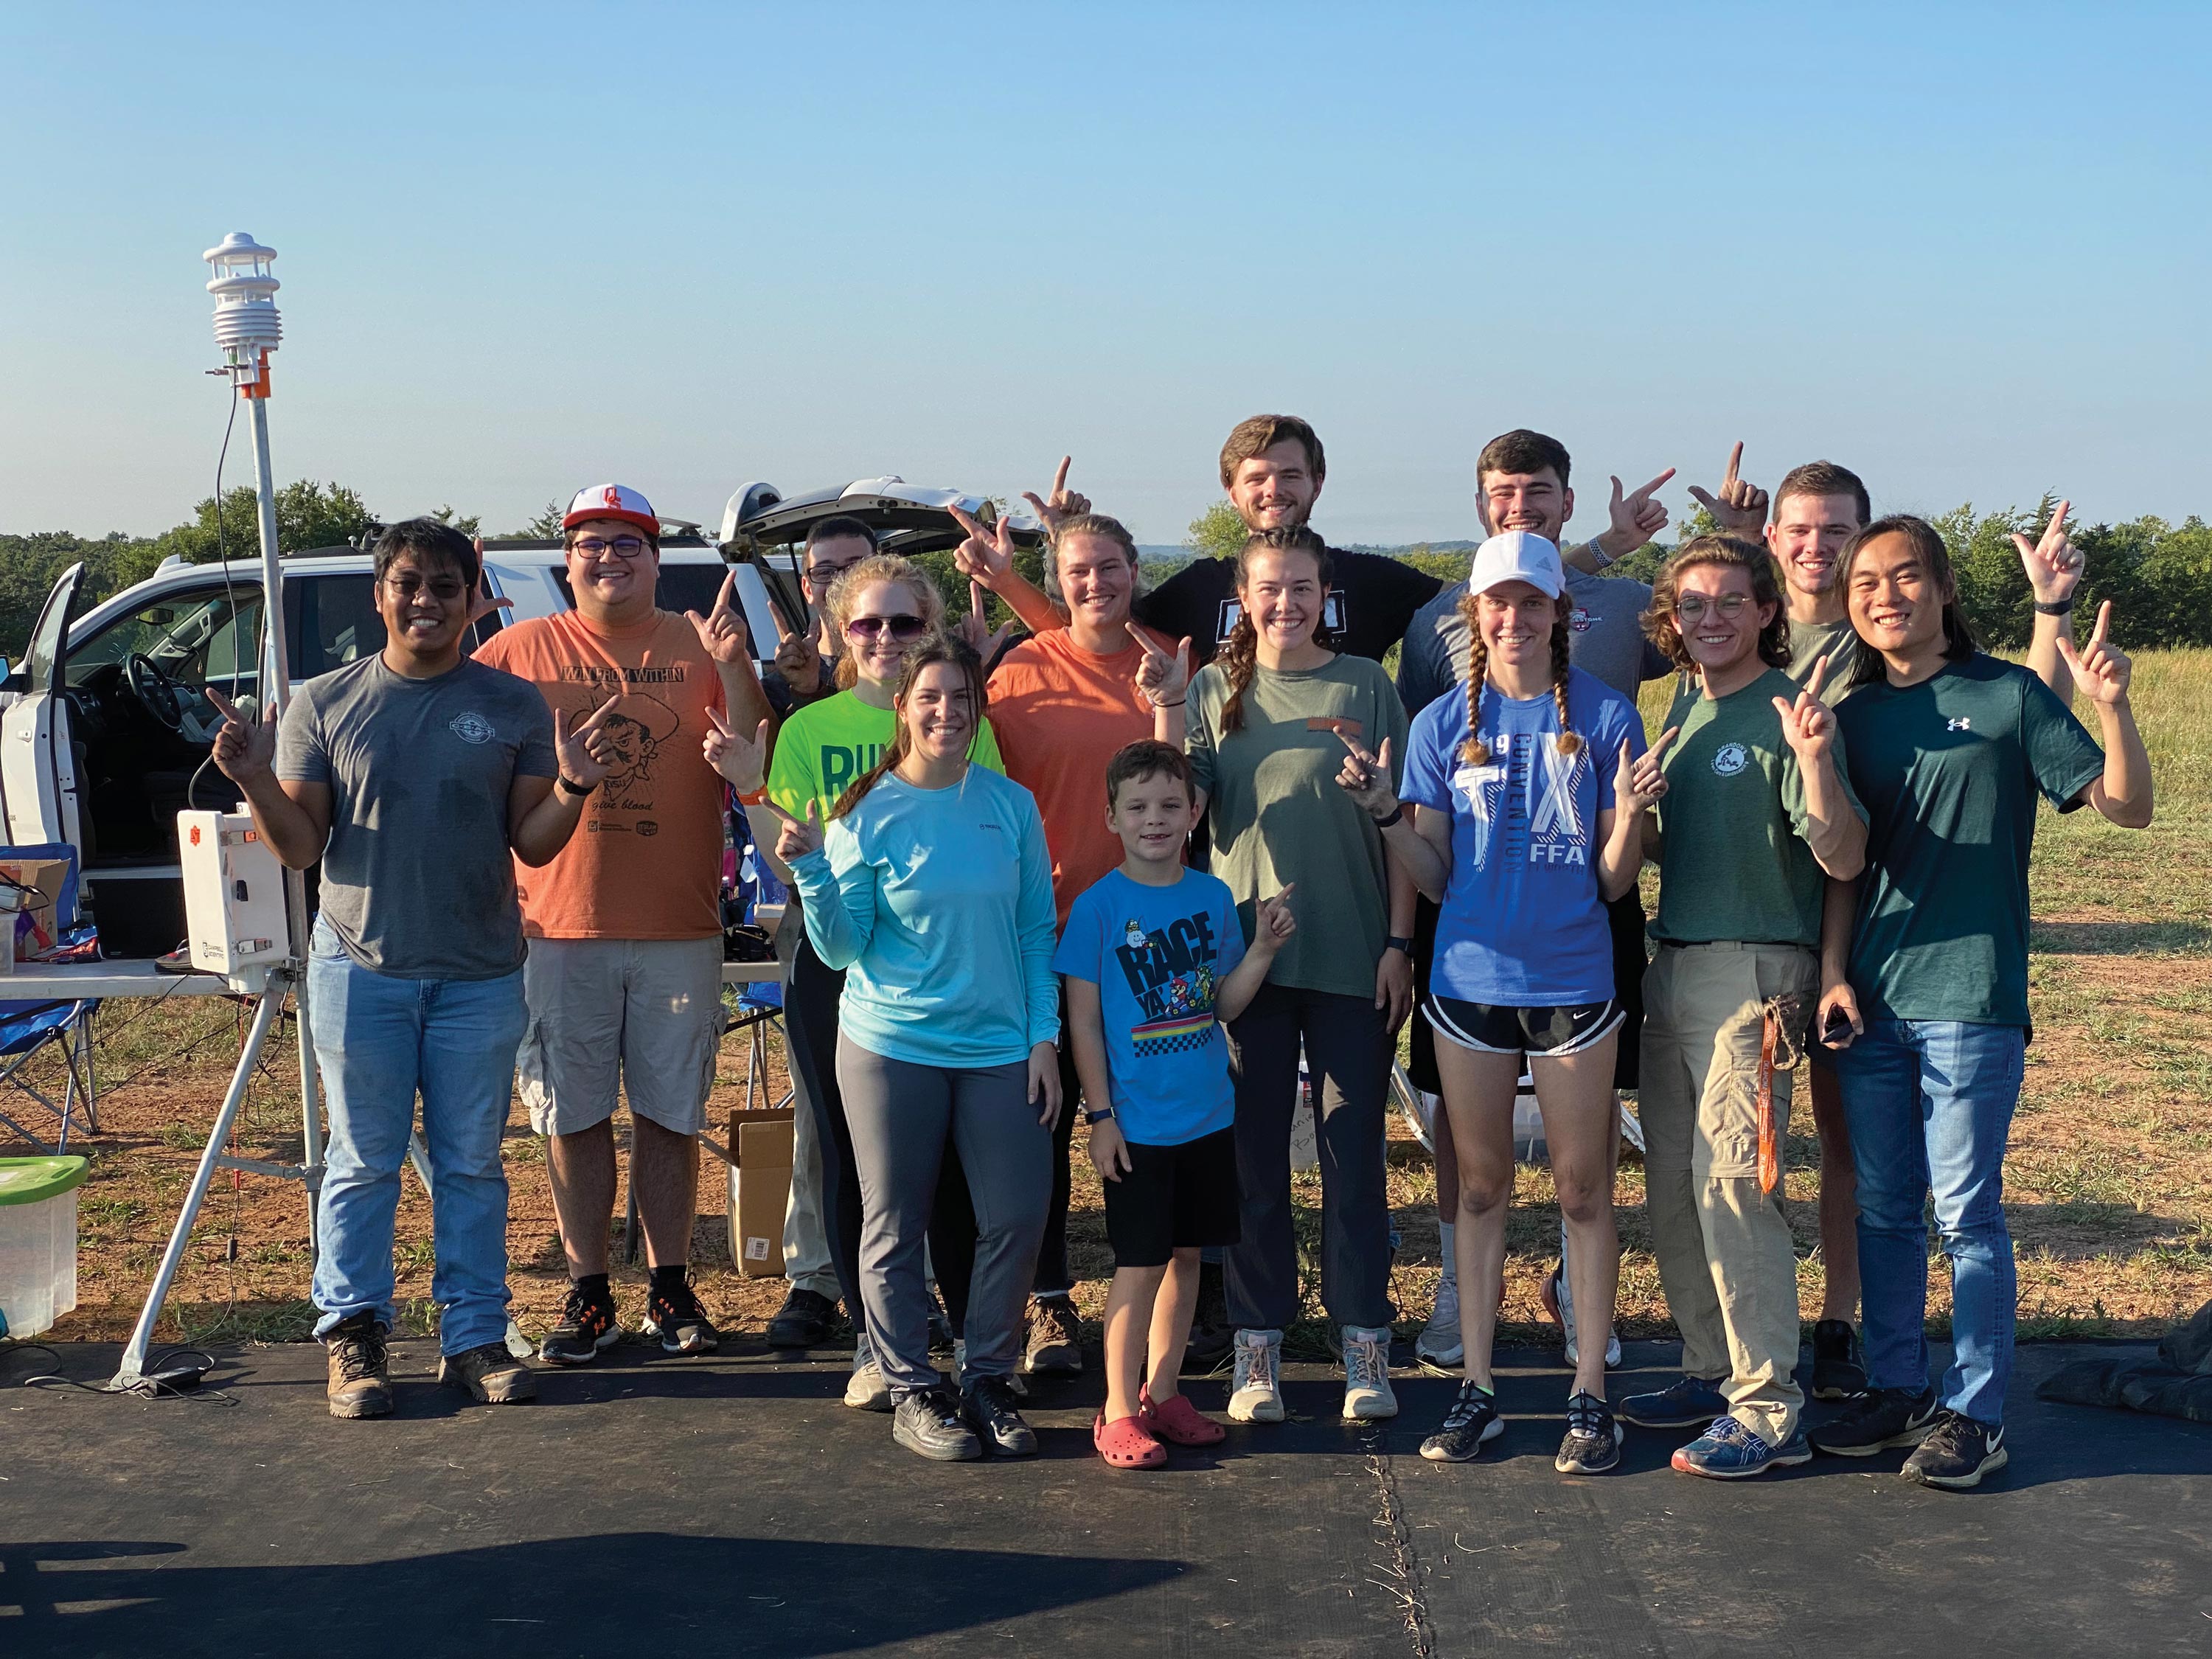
[{"left": 781, "top": 632, "right": 1062, "bottom": 1464}]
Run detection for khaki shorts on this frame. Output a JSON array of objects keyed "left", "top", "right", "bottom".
[{"left": 518, "top": 936, "right": 726, "bottom": 1137}]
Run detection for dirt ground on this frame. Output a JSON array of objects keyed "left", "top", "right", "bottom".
[{"left": 24, "top": 650, "right": 2212, "bottom": 1354}]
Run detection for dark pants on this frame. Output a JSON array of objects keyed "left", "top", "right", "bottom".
[
  {"left": 1223, "top": 981, "right": 1394, "bottom": 1332},
  {"left": 928, "top": 984, "right": 1082, "bottom": 1334},
  {"left": 782, "top": 935, "right": 974, "bottom": 1326},
  {"left": 1409, "top": 888, "right": 1646, "bottom": 1094}
]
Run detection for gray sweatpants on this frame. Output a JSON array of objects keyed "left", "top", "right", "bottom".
[{"left": 836, "top": 1034, "right": 1050, "bottom": 1393}]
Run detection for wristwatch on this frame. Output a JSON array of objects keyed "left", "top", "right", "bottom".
[
  {"left": 1384, "top": 935, "right": 1414, "bottom": 957},
  {"left": 2034, "top": 596, "right": 2075, "bottom": 616},
  {"left": 1084, "top": 1105, "right": 1117, "bottom": 1126}
]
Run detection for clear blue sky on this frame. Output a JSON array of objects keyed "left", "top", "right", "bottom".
[{"left": 6, "top": 2, "right": 2206, "bottom": 548}]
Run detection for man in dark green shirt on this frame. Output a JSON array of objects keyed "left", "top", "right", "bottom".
[
  {"left": 1617, "top": 535, "right": 1868, "bottom": 1478},
  {"left": 1809, "top": 514, "right": 2151, "bottom": 1491}
]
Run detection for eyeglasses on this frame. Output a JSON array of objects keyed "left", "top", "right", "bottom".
[
  {"left": 846, "top": 613, "right": 926, "bottom": 641},
  {"left": 572, "top": 536, "right": 650, "bottom": 560},
  {"left": 380, "top": 575, "right": 467, "bottom": 602},
  {"left": 1674, "top": 594, "right": 1753, "bottom": 622}
]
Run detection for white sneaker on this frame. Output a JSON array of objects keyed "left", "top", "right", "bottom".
[
  {"left": 1341, "top": 1324, "right": 1399, "bottom": 1420},
  {"left": 1544, "top": 1263, "right": 1623, "bottom": 1371},
  {"left": 844, "top": 1332, "right": 891, "bottom": 1412},
  {"left": 1414, "top": 1277, "right": 1464, "bottom": 1367},
  {"left": 1228, "top": 1328, "right": 1285, "bottom": 1423}
]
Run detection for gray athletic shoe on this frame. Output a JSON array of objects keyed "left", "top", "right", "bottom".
[{"left": 844, "top": 1333, "right": 892, "bottom": 1413}]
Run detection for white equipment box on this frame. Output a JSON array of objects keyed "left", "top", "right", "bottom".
[{"left": 178, "top": 810, "right": 288, "bottom": 975}]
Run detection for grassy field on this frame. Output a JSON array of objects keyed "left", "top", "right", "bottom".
[{"left": 24, "top": 652, "right": 2212, "bottom": 1354}]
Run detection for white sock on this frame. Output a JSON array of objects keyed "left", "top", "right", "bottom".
[{"left": 1439, "top": 1222, "right": 1458, "bottom": 1290}]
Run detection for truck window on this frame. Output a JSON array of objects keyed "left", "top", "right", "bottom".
[
  {"left": 67, "top": 585, "right": 265, "bottom": 695},
  {"left": 287, "top": 574, "right": 504, "bottom": 679}
]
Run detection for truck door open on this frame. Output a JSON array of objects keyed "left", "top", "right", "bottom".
[{"left": 1, "top": 563, "right": 85, "bottom": 849}]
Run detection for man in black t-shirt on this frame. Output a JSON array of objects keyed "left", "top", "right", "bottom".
[{"left": 960, "top": 415, "right": 1443, "bottom": 668}]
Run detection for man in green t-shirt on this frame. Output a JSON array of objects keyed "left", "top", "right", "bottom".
[
  {"left": 1615, "top": 535, "right": 1868, "bottom": 1478},
  {"left": 1810, "top": 514, "right": 2152, "bottom": 1490},
  {"left": 1684, "top": 448, "right": 2091, "bottom": 1397}
]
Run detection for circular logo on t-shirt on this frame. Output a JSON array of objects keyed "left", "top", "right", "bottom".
[
  {"left": 1711, "top": 742, "right": 1750, "bottom": 776},
  {"left": 1568, "top": 607, "right": 1593, "bottom": 633},
  {"left": 449, "top": 712, "right": 495, "bottom": 745}
]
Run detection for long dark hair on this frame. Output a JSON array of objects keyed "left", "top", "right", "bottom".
[
  {"left": 1643, "top": 534, "right": 1792, "bottom": 673},
  {"left": 1217, "top": 526, "right": 1332, "bottom": 735},
  {"left": 1834, "top": 514, "right": 1977, "bottom": 688},
  {"left": 1455, "top": 586, "right": 1579, "bottom": 765},
  {"left": 830, "top": 632, "right": 988, "bottom": 818}
]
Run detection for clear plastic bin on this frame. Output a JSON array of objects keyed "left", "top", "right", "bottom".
[{"left": 0, "top": 1156, "right": 88, "bottom": 1338}]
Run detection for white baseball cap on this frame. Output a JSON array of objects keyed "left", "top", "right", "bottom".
[
  {"left": 563, "top": 483, "right": 658, "bottom": 535},
  {"left": 1467, "top": 531, "right": 1565, "bottom": 600}
]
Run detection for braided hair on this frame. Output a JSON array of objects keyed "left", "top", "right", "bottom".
[
  {"left": 1454, "top": 587, "right": 1581, "bottom": 764},
  {"left": 1219, "top": 525, "right": 1332, "bottom": 736}
]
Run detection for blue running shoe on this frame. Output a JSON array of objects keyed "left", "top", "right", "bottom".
[
  {"left": 1672, "top": 1416, "right": 1814, "bottom": 1480},
  {"left": 1618, "top": 1374, "right": 1728, "bottom": 1429}
]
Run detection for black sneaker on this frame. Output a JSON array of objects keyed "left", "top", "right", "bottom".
[
  {"left": 539, "top": 1282, "right": 621, "bottom": 1366},
  {"left": 961, "top": 1374, "right": 1038, "bottom": 1457},
  {"left": 639, "top": 1273, "right": 720, "bottom": 1356},
  {"left": 1023, "top": 1296, "right": 1085, "bottom": 1377},
  {"left": 1184, "top": 1261, "right": 1232, "bottom": 1372},
  {"left": 1811, "top": 1320, "right": 1868, "bottom": 1399},
  {"left": 765, "top": 1287, "right": 838, "bottom": 1349},
  {"left": 892, "top": 1385, "right": 982, "bottom": 1462},
  {"left": 1419, "top": 1380, "right": 1503, "bottom": 1462},
  {"left": 1901, "top": 1411, "right": 2008, "bottom": 1489},
  {"left": 1809, "top": 1385, "right": 1939, "bottom": 1456},
  {"left": 1556, "top": 1391, "right": 1622, "bottom": 1475}
]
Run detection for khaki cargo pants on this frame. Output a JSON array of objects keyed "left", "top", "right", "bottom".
[{"left": 1640, "top": 942, "right": 1818, "bottom": 1444}]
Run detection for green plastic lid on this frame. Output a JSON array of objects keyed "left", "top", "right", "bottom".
[{"left": 0, "top": 1156, "right": 89, "bottom": 1206}]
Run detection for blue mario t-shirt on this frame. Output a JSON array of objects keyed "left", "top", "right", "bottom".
[{"left": 1054, "top": 867, "right": 1246, "bottom": 1146}]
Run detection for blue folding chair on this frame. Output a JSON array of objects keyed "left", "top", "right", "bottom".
[{"left": 0, "top": 844, "right": 101, "bottom": 1153}]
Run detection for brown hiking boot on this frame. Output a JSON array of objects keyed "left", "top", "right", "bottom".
[
  {"left": 325, "top": 1312, "right": 393, "bottom": 1419},
  {"left": 439, "top": 1341, "right": 538, "bottom": 1404}
]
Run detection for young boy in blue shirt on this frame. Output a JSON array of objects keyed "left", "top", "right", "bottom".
[{"left": 1057, "top": 740, "right": 1295, "bottom": 1469}]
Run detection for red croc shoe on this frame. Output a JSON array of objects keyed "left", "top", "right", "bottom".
[
  {"left": 1094, "top": 1410, "right": 1168, "bottom": 1470},
  {"left": 1141, "top": 1386, "right": 1227, "bottom": 1447}
]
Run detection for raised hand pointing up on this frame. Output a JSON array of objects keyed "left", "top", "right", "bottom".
[
  {"left": 1605, "top": 467, "right": 1677, "bottom": 557},
  {"left": 703, "top": 708, "right": 773, "bottom": 793},
  {"left": 206, "top": 688, "right": 275, "bottom": 785},
  {"left": 1130, "top": 625, "right": 1192, "bottom": 709},
  {"left": 2012, "top": 499, "right": 2085, "bottom": 608},
  {"left": 1770, "top": 655, "right": 1837, "bottom": 762},
  {"left": 1020, "top": 455, "right": 1091, "bottom": 535},
  {"left": 2055, "top": 601, "right": 2132, "bottom": 706},
  {"left": 948, "top": 502, "right": 1017, "bottom": 593},
  {"left": 1687, "top": 442, "right": 1770, "bottom": 539},
  {"left": 685, "top": 571, "right": 752, "bottom": 666},
  {"left": 554, "top": 698, "right": 619, "bottom": 790},
  {"left": 776, "top": 798, "right": 826, "bottom": 863}
]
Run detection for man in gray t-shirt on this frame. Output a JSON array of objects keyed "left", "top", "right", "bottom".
[
  {"left": 276, "top": 653, "right": 557, "bottom": 979},
  {"left": 212, "top": 518, "right": 604, "bottom": 1419}
]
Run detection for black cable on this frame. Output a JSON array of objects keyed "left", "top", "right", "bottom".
[
  {"left": 186, "top": 389, "right": 247, "bottom": 810},
  {"left": 1, "top": 1340, "right": 237, "bottom": 1405}
]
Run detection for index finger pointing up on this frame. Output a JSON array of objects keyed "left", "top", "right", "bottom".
[
  {"left": 2090, "top": 598, "right": 2112, "bottom": 648},
  {"left": 1635, "top": 467, "right": 1676, "bottom": 501},
  {"left": 1723, "top": 442, "right": 1743, "bottom": 485},
  {"left": 2043, "top": 500, "right": 2071, "bottom": 548},
  {"left": 1051, "top": 455, "right": 1071, "bottom": 496},
  {"left": 1803, "top": 652, "right": 1829, "bottom": 703},
  {"left": 970, "top": 579, "right": 987, "bottom": 620}
]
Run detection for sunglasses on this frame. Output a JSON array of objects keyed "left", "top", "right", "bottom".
[{"left": 846, "top": 613, "right": 926, "bottom": 641}]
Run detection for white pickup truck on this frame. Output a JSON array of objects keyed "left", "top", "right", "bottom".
[{"left": 0, "top": 478, "right": 1041, "bottom": 958}]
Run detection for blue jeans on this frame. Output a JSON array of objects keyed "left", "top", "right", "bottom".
[
  {"left": 307, "top": 920, "right": 527, "bottom": 1356},
  {"left": 1834, "top": 1018, "right": 2026, "bottom": 1425}
]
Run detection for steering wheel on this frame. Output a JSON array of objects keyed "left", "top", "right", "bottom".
[{"left": 123, "top": 653, "right": 189, "bottom": 735}]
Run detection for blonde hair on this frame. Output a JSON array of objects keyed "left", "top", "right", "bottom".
[
  {"left": 821, "top": 553, "right": 945, "bottom": 691},
  {"left": 1455, "top": 588, "right": 1581, "bottom": 765}
]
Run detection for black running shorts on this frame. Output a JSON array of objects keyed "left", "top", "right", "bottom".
[{"left": 1425, "top": 995, "right": 1625, "bottom": 1060}]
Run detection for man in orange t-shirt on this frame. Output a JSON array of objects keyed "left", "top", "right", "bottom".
[
  {"left": 960, "top": 506, "right": 1185, "bottom": 1375},
  {"left": 475, "top": 483, "right": 774, "bottom": 1366}
]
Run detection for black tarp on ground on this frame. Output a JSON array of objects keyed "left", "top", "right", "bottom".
[
  {"left": 2039, "top": 1298, "right": 2212, "bottom": 1425},
  {"left": 3, "top": 1338, "right": 2209, "bottom": 1658}
]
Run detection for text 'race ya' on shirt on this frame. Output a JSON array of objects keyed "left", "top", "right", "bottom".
[{"left": 1054, "top": 868, "right": 1246, "bottom": 1146}]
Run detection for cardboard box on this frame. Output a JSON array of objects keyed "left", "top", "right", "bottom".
[
  {"left": 0, "top": 857, "right": 72, "bottom": 962},
  {"left": 727, "top": 1105, "right": 796, "bottom": 1279}
]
